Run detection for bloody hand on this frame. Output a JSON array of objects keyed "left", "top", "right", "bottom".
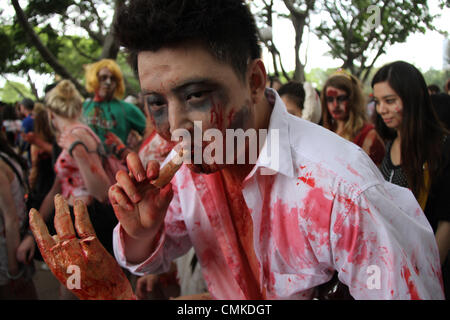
[{"left": 29, "top": 194, "right": 136, "bottom": 300}]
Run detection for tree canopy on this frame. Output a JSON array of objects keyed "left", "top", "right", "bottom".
[{"left": 1, "top": 0, "right": 449, "bottom": 100}]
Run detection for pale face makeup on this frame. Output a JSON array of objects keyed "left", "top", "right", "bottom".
[
  {"left": 373, "top": 81, "right": 403, "bottom": 130},
  {"left": 138, "top": 44, "right": 255, "bottom": 174},
  {"left": 97, "top": 67, "right": 117, "bottom": 101},
  {"left": 326, "top": 86, "right": 349, "bottom": 121}
]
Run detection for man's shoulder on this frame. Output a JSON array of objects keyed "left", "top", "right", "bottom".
[{"left": 285, "top": 115, "right": 383, "bottom": 189}]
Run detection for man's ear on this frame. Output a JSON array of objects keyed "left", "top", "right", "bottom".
[{"left": 247, "top": 59, "right": 267, "bottom": 105}]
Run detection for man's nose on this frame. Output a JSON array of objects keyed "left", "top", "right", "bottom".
[{"left": 168, "top": 100, "right": 193, "bottom": 136}]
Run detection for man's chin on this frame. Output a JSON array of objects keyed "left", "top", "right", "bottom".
[{"left": 186, "top": 162, "right": 221, "bottom": 174}]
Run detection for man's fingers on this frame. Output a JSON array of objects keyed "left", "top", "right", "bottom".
[
  {"left": 126, "top": 152, "right": 146, "bottom": 183},
  {"left": 146, "top": 160, "right": 160, "bottom": 181},
  {"left": 29, "top": 208, "right": 56, "bottom": 265},
  {"left": 54, "top": 194, "right": 76, "bottom": 240},
  {"left": 157, "top": 183, "right": 174, "bottom": 209},
  {"left": 109, "top": 183, "right": 135, "bottom": 211},
  {"left": 74, "top": 199, "right": 96, "bottom": 238},
  {"left": 116, "top": 170, "right": 142, "bottom": 204}
]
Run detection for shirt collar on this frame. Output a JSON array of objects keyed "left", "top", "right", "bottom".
[{"left": 245, "top": 88, "right": 295, "bottom": 181}]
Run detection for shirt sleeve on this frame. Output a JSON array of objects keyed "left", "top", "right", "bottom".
[
  {"left": 113, "top": 183, "right": 193, "bottom": 276},
  {"left": 124, "top": 102, "right": 147, "bottom": 135},
  {"left": 330, "top": 182, "right": 444, "bottom": 299}
]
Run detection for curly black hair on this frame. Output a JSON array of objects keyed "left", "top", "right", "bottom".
[{"left": 114, "top": 0, "right": 261, "bottom": 80}]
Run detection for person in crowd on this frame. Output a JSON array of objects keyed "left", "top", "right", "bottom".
[
  {"left": 278, "top": 81, "right": 305, "bottom": 118},
  {"left": 136, "top": 247, "right": 208, "bottom": 300},
  {"left": 18, "top": 98, "right": 35, "bottom": 167},
  {"left": 428, "top": 84, "right": 441, "bottom": 96},
  {"left": 18, "top": 98, "right": 34, "bottom": 134},
  {"left": 82, "top": 59, "right": 147, "bottom": 156},
  {"left": 1, "top": 104, "right": 22, "bottom": 149},
  {"left": 445, "top": 79, "right": 450, "bottom": 95},
  {"left": 0, "top": 133, "right": 37, "bottom": 299},
  {"left": 35, "top": 80, "right": 119, "bottom": 299},
  {"left": 26, "top": 103, "right": 54, "bottom": 191},
  {"left": 30, "top": 0, "right": 444, "bottom": 300},
  {"left": 278, "top": 81, "right": 322, "bottom": 125},
  {"left": 373, "top": 60, "right": 450, "bottom": 299},
  {"left": 431, "top": 93, "right": 450, "bottom": 130},
  {"left": 15, "top": 103, "right": 56, "bottom": 265},
  {"left": 321, "top": 70, "right": 385, "bottom": 166}
]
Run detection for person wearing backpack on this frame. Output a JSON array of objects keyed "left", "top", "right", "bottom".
[{"left": 0, "top": 133, "right": 37, "bottom": 299}]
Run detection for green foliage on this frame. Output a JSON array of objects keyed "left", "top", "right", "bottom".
[
  {"left": 314, "top": 0, "right": 446, "bottom": 81},
  {"left": 57, "top": 36, "right": 102, "bottom": 80},
  {"left": 0, "top": 81, "right": 34, "bottom": 103},
  {"left": 422, "top": 69, "right": 448, "bottom": 92},
  {"left": 3, "top": 0, "right": 137, "bottom": 98}
]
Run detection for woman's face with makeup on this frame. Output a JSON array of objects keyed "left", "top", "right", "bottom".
[
  {"left": 97, "top": 67, "right": 117, "bottom": 101},
  {"left": 325, "top": 86, "right": 349, "bottom": 121},
  {"left": 137, "top": 43, "right": 254, "bottom": 174},
  {"left": 373, "top": 81, "right": 403, "bottom": 130}
]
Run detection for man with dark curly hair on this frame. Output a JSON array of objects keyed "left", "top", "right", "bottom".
[{"left": 30, "top": 0, "right": 444, "bottom": 300}]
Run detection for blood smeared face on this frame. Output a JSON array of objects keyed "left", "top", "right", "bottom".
[
  {"left": 373, "top": 81, "right": 403, "bottom": 130},
  {"left": 326, "top": 86, "right": 349, "bottom": 121},
  {"left": 137, "top": 44, "right": 255, "bottom": 174}
]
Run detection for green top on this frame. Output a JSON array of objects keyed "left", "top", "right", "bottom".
[{"left": 82, "top": 99, "right": 146, "bottom": 144}]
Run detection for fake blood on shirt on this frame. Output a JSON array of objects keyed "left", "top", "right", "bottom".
[{"left": 220, "top": 166, "right": 265, "bottom": 300}]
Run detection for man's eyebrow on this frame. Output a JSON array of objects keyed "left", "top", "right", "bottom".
[
  {"left": 172, "top": 78, "right": 216, "bottom": 93},
  {"left": 141, "top": 77, "right": 217, "bottom": 96}
]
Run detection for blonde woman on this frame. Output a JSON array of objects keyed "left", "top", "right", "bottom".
[
  {"left": 321, "top": 71, "right": 385, "bottom": 166},
  {"left": 35, "top": 80, "right": 117, "bottom": 255},
  {"left": 83, "top": 59, "right": 146, "bottom": 147}
]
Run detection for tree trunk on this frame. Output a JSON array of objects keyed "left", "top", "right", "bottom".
[
  {"left": 99, "top": 0, "right": 124, "bottom": 60},
  {"left": 11, "top": 0, "right": 88, "bottom": 97},
  {"left": 292, "top": 16, "right": 306, "bottom": 82},
  {"left": 27, "top": 72, "right": 40, "bottom": 101}
]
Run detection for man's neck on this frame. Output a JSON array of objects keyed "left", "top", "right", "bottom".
[{"left": 254, "top": 90, "right": 274, "bottom": 132}]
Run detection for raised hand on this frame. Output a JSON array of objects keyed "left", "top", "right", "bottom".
[
  {"left": 29, "top": 194, "right": 136, "bottom": 300},
  {"left": 108, "top": 151, "right": 183, "bottom": 263}
]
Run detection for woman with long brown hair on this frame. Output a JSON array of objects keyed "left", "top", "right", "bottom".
[
  {"left": 372, "top": 60, "right": 450, "bottom": 298},
  {"left": 321, "top": 70, "right": 385, "bottom": 165}
]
